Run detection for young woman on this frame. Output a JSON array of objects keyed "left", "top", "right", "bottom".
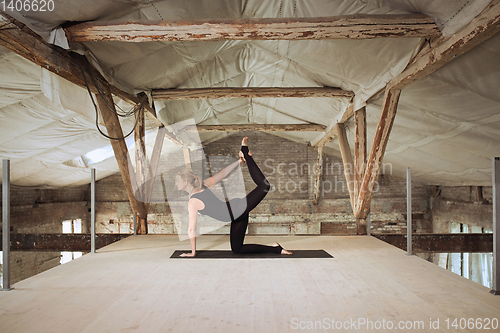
[{"left": 176, "top": 137, "right": 292, "bottom": 257}]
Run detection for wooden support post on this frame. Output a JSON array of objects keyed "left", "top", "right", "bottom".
[
  {"left": 183, "top": 148, "right": 192, "bottom": 169},
  {"left": 144, "top": 126, "right": 167, "bottom": 211},
  {"left": 354, "top": 107, "right": 367, "bottom": 214},
  {"left": 356, "top": 89, "right": 401, "bottom": 220},
  {"left": 312, "top": 145, "right": 324, "bottom": 205},
  {"left": 335, "top": 123, "right": 356, "bottom": 213},
  {"left": 134, "top": 107, "right": 147, "bottom": 234},
  {"left": 95, "top": 84, "right": 148, "bottom": 233}
]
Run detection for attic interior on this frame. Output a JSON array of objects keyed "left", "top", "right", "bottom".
[{"left": 0, "top": 0, "right": 500, "bottom": 331}]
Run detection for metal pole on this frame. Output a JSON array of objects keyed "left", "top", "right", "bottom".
[
  {"left": 407, "top": 167, "right": 412, "bottom": 256},
  {"left": 367, "top": 211, "right": 371, "bottom": 236},
  {"left": 491, "top": 157, "right": 500, "bottom": 295},
  {"left": 91, "top": 168, "right": 96, "bottom": 254},
  {"left": 133, "top": 213, "right": 137, "bottom": 235},
  {"left": 2, "top": 160, "right": 12, "bottom": 290}
]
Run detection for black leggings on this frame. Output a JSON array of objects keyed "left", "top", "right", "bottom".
[{"left": 230, "top": 146, "right": 282, "bottom": 254}]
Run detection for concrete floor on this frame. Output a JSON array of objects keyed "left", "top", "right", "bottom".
[{"left": 0, "top": 235, "right": 499, "bottom": 332}]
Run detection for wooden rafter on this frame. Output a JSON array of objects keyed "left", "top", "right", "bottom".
[
  {"left": 181, "top": 124, "right": 326, "bottom": 132},
  {"left": 0, "top": 11, "right": 184, "bottom": 147},
  {"left": 388, "top": 0, "right": 500, "bottom": 90},
  {"left": 153, "top": 87, "right": 353, "bottom": 100},
  {"left": 311, "top": 104, "right": 354, "bottom": 147},
  {"left": 95, "top": 84, "right": 148, "bottom": 225},
  {"left": 64, "top": 14, "right": 441, "bottom": 43}
]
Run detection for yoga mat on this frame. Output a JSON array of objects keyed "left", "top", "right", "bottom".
[{"left": 170, "top": 250, "right": 333, "bottom": 259}]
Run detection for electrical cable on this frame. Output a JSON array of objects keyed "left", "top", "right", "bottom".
[{"left": 76, "top": 56, "right": 145, "bottom": 140}]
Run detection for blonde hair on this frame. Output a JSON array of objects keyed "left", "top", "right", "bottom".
[{"left": 177, "top": 169, "right": 202, "bottom": 190}]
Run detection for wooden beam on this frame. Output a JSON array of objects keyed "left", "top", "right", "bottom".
[
  {"left": 152, "top": 87, "right": 353, "bottom": 100},
  {"left": 388, "top": 0, "right": 500, "bottom": 90},
  {"left": 95, "top": 84, "right": 148, "bottom": 228},
  {"left": 312, "top": 145, "right": 324, "bottom": 205},
  {"left": 183, "top": 148, "right": 192, "bottom": 169},
  {"left": 355, "top": 89, "right": 401, "bottom": 220},
  {"left": 335, "top": 123, "right": 356, "bottom": 212},
  {"left": 134, "top": 107, "right": 148, "bottom": 234},
  {"left": 373, "top": 233, "right": 493, "bottom": 253},
  {"left": 354, "top": 107, "right": 367, "bottom": 212},
  {"left": 144, "top": 126, "right": 167, "bottom": 211},
  {"left": 0, "top": 233, "right": 130, "bottom": 251},
  {"left": 311, "top": 104, "right": 354, "bottom": 147},
  {"left": 64, "top": 14, "right": 441, "bottom": 43},
  {"left": 0, "top": 12, "right": 184, "bottom": 147},
  {"left": 182, "top": 124, "right": 326, "bottom": 132}
]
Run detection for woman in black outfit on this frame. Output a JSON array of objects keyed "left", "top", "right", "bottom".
[{"left": 177, "top": 137, "right": 292, "bottom": 257}]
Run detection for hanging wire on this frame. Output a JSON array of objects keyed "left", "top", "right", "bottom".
[{"left": 76, "top": 56, "right": 145, "bottom": 140}]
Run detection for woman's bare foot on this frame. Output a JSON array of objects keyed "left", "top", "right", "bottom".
[
  {"left": 274, "top": 242, "right": 292, "bottom": 255},
  {"left": 240, "top": 137, "right": 252, "bottom": 156}
]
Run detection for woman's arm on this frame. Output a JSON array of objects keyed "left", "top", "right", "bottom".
[
  {"left": 180, "top": 199, "right": 200, "bottom": 257},
  {"left": 203, "top": 159, "right": 244, "bottom": 187}
]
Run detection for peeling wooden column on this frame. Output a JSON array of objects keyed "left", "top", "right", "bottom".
[
  {"left": 144, "top": 126, "right": 167, "bottom": 212},
  {"left": 356, "top": 89, "right": 401, "bottom": 221},
  {"left": 335, "top": 123, "right": 355, "bottom": 212},
  {"left": 312, "top": 145, "right": 324, "bottom": 205},
  {"left": 134, "top": 107, "right": 148, "bottom": 234},
  {"left": 354, "top": 107, "right": 367, "bottom": 213},
  {"left": 95, "top": 85, "right": 148, "bottom": 232},
  {"left": 354, "top": 108, "right": 368, "bottom": 234},
  {"left": 183, "top": 148, "right": 192, "bottom": 169}
]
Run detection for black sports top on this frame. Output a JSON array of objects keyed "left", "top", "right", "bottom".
[{"left": 190, "top": 185, "right": 233, "bottom": 222}]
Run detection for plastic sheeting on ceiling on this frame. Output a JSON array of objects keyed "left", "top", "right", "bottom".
[{"left": 0, "top": 0, "right": 498, "bottom": 187}]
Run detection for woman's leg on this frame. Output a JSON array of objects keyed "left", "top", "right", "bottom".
[
  {"left": 236, "top": 144, "right": 270, "bottom": 214},
  {"left": 230, "top": 212, "right": 282, "bottom": 254}
]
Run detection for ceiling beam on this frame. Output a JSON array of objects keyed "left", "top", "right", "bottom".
[
  {"left": 388, "top": 0, "right": 500, "bottom": 90},
  {"left": 311, "top": 104, "right": 355, "bottom": 147},
  {"left": 64, "top": 14, "right": 441, "bottom": 43},
  {"left": 182, "top": 124, "right": 326, "bottom": 132},
  {"left": 0, "top": 11, "right": 183, "bottom": 146},
  {"left": 152, "top": 87, "right": 353, "bottom": 100}
]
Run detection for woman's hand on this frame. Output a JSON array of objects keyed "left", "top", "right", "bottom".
[
  {"left": 180, "top": 252, "right": 196, "bottom": 257},
  {"left": 239, "top": 151, "right": 246, "bottom": 164}
]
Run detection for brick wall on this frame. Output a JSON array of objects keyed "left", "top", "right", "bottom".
[{"left": 89, "top": 131, "right": 433, "bottom": 235}]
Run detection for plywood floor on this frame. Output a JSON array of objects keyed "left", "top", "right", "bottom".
[{"left": 1, "top": 235, "right": 499, "bottom": 332}]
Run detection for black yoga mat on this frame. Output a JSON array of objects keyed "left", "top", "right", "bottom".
[{"left": 170, "top": 250, "right": 333, "bottom": 259}]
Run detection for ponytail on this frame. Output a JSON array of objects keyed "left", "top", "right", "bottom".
[{"left": 177, "top": 169, "right": 203, "bottom": 191}]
